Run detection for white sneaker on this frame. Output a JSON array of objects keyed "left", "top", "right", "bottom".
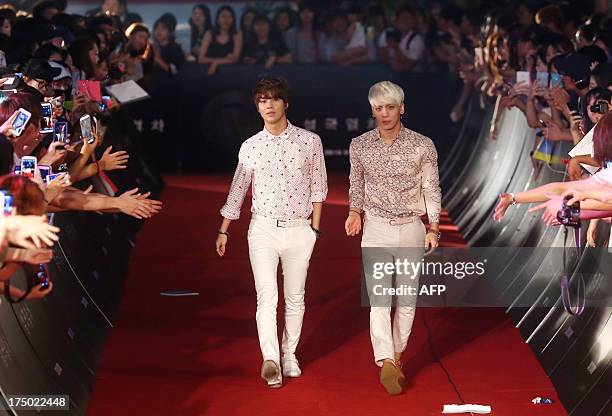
[
  {"left": 261, "top": 360, "right": 282, "bottom": 388},
  {"left": 282, "top": 354, "right": 302, "bottom": 377}
]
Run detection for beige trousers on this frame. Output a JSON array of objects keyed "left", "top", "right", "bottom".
[{"left": 361, "top": 215, "right": 425, "bottom": 366}]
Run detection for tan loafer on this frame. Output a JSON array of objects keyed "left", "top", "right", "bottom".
[{"left": 380, "top": 360, "right": 405, "bottom": 395}]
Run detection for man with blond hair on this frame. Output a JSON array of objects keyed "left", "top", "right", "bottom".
[{"left": 345, "top": 81, "right": 441, "bottom": 395}]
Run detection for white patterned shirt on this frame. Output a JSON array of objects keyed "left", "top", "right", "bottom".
[{"left": 220, "top": 121, "right": 328, "bottom": 220}]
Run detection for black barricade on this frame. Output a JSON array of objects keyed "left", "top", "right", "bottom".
[
  {"left": 447, "top": 94, "right": 612, "bottom": 416},
  {"left": 0, "top": 108, "right": 163, "bottom": 415}
]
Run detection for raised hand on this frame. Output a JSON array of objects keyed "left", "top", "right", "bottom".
[{"left": 99, "top": 146, "right": 129, "bottom": 171}]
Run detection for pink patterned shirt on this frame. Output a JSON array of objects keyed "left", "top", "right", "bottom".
[
  {"left": 221, "top": 122, "right": 328, "bottom": 220},
  {"left": 349, "top": 126, "right": 442, "bottom": 223}
]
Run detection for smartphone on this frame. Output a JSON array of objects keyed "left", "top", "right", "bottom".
[
  {"left": 93, "top": 116, "right": 100, "bottom": 135},
  {"left": 13, "top": 166, "right": 21, "bottom": 175},
  {"left": 53, "top": 121, "right": 69, "bottom": 143},
  {"left": 516, "top": 71, "right": 531, "bottom": 85},
  {"left": 550, "top": 73, "right": 563, "bottom": 88},
  {"left": 40, "top": 102, "right": 53, "bottom": 133},
  {"left": 80, "top": 114, "right": 94, "bottom": 144},
  {"left": 37, "top": 265, "right": 49, "bottom": 289},
  {"left": 38, "top": 165, "right": 51, "bottom": 180},
  {"left": 20, "top": 156, "right": 37, "bottom": 178},
  {"left": 0, "top": 190, "right": 13, "bottom": 216},
  {"left": 536, "top": 72, "right": 548, "bottom": 88},
  {"left": 12, "top": 108, "right": 31, "bottom": 136},
  {"left": 46, "top": 172, "right": 62, "bottom": 184},
  {"left": 99, "top": 95, "right": 112, "bottom": 111}
]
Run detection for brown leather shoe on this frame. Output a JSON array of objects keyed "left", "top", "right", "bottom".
[{"left": 380, "top": 360, "right": 405, "bottom": 395}]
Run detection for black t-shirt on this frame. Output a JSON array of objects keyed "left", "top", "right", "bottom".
[
  {"left": 160, "top": 42, "right": 186, "bottom": 70},
  {"left": 243, "top": 36, "right": 289, "bottom": 65}
]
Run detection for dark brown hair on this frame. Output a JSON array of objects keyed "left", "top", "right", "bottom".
[
  {"left": 252, "top": 77, "right": 291, "bottom": 106},
  {"left": 68, "top": 36, "right": 98, "bottom": 79}
]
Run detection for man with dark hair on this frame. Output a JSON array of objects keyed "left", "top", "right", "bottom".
[
  {"left": 555, "top": 52, "right": 592, "bottom": 99},
  {"left": 216, "top": 78, "right": 327, "bottom": 389}
]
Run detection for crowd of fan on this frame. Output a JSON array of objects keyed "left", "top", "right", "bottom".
[
  {"left": 0, "top": 0, "right": 163, "bottom": 303},
  {"left": 476, "top": 2, "right": 612, "bottom": 244},
  {"left": 189, "top": 1, "right": 484, "bottom": 76}
]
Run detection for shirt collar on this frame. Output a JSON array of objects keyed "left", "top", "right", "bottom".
[
  {"left": 263, "top": 121, "right": 294, "bottom": 140},
  {"left": 371, "top": 125, "right": 406, "bottom": 143}
]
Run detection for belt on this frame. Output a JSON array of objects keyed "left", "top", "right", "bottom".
[
  {"left": 365, "top": 214, "right": 420, "bottom": 226},
  {"left": 252, "top": 214, "right": 310, "bottom": 228}
]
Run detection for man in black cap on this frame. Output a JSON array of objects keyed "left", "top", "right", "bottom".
[
  {"left": 22, "top": 58, "right": 62, "bottom": 98},
  {"left": 554, "top": 52, "right": 591, "bottom": 100}
]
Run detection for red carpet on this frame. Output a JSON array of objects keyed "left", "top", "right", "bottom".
[{"left": 88, "top": 174, "right": 567, "bottom": 415}]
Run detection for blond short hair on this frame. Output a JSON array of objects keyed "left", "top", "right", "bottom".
[{"left": 368, "top": 81, "right": 404, "bottom": 107}]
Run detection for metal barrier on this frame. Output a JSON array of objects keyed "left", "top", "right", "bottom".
[{"left": 446, "top": 96, "right": 612, "bottom": 416}]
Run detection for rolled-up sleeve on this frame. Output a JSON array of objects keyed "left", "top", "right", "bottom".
[
  {"left": 220, "top": 145, "right": 252, "bottom": 220},
  {"left": 310, "top": 135, "right": 328, "bottom": 202},
  {"left": 349, "top": 141, "right": 365, "bottom": 210},
  {"left": 421, "top": 140, "right": 442, "bottom": 224}
]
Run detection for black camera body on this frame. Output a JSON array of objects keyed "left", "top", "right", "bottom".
[
  {"left": 590, "top": 101, "right": 609, "bottom": 115},
  {"left": 557, "top": 195, "right": 580, "bottom": 227}
]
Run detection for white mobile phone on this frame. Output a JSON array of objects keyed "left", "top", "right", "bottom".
[
  {"left": 20, "top": 156, "right": 37, "bottom": 178},
  {"left": 12, "top": 108, "right": 32, "bottom": 136},
  {"left": 80, "top": 114, "right": 94, "bottom": 144},
  {"left": 516, "top": 71, "right": 531, "bottom": 85}
]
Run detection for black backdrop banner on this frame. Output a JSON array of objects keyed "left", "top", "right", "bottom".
[{"left": 132, "top": 63, "right": 462, "bottom": 173}]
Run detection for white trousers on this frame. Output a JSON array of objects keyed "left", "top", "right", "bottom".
[
  {"left": 248, "top": 215, "right": 317, "bottom": 364},
  {"left": 361, "top": 216, "right": 425, "bottom": 366}
]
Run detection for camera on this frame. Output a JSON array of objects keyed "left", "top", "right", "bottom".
[
  {"left": 556, "top": 194, "right": 580, "bottom": 227},
  {"left": 589, "top": 101, "right": 609, "bottom": 115}
]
